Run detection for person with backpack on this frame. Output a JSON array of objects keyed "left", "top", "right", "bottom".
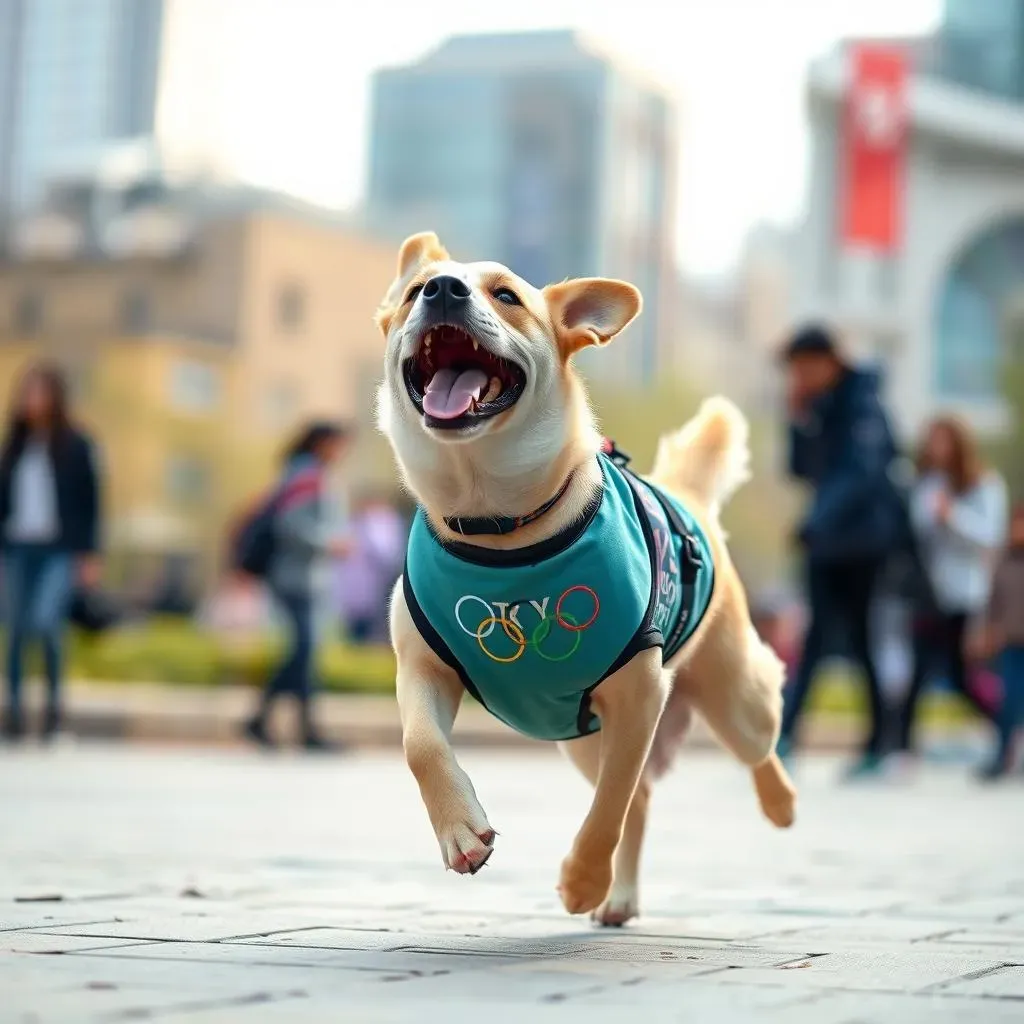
[
  {"left": 778, "top": 326, "right": 907, "bottom": 777},
  {"left": 241, "top": 421, "right": 352, "bottom": 750}
]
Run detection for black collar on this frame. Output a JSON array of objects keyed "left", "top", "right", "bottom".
[{"left": 443, "top": 470, "right": 579, "bottom": 537}]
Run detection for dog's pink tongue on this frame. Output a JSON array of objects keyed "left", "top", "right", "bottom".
[{"left": 423, "top": 368, "right": 489, "bottom": 420}]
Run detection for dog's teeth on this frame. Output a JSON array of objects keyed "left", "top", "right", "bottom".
[
  {"left": 483, "top": 377, "right": 501, "bottom": 403},
  {"left": 424, "top": 332, "right": 433, "bottom": 348},
  {"left": 472, "top": 338, "right": 479, "bottom": 351}
]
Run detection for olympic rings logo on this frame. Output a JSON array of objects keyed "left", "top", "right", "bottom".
[{"left": 454, "top": 586, "right": 600, "bottom": 664}]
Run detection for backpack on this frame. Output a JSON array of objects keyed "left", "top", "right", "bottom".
[
  {"left": 229, "top": 465, "right": 323, "bottom": 579},
  {"left": 231, "top": 495, "right": 277, "bottom": 579}
]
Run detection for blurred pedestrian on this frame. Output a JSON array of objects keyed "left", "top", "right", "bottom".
[
  {"left": 336, "top": 493, "right": 406, "bottom": 644},
  {"left": 243, "top": 421, "right": 352, "bottom": 750},
  {"left": 892, "top": 417, "right": 1007, "bottom": 763},
  {"left": 0, "top": 363, "right": 101, "bottom": 741},
  {"left": 968, "top": 501, "right": 1024, "bottom": 780},
  {"left": 750, "top": 590, "right": 802, "bottom": 684},
  {"left": 778, "top": 325, "right": 906, "bottom": 776}
]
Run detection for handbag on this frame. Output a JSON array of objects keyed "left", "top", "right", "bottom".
[{"left": 68, "top": 587, "right": 122, "bottom": 634}]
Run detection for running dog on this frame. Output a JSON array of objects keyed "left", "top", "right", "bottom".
[{"left": 376, "top": 232, "right": 796, "bottom": 925}]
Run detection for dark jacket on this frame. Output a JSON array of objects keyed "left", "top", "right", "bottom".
[
  {"left": 788, "top": 367, "right": 905, "bottom": 563},
  {"left": 987, "top": 548, "right": 1024, "bottom": 649},
  {"left": 0, "top": 428, "right": 100, "bottom": 554}
]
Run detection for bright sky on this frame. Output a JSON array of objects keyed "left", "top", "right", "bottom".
[{"left": 218, "top": 0, "right": 942, "bottom": 276}]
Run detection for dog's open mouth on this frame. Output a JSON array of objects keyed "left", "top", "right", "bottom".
[{"left": 403, "top": 325, "right": 526, "bottom": 430}]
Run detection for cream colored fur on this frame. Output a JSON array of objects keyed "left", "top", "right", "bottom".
[{"left": 377, "top": 233, "right": 796, "bottom": 926}]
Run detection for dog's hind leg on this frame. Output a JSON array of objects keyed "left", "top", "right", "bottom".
[
  {"left": 674, "top": 617, "right": 796, "bottom": 829},
  {"left": 560, "top": 733, "right": 651, "bottom": 926}
]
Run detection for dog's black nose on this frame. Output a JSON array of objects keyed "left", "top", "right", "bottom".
[{"left": 422, "top": 274, "right": 471, "bottom": 313}]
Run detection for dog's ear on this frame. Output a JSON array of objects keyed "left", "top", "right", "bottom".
[
  {"left": 543, "top": 278, "right": 642, "bottom": 358},
  {"left": 376, "top": 232, "right": 451, "bottom": 336},
  {"left": 396, "top": 231, "right": 449, "bottom": 279}
]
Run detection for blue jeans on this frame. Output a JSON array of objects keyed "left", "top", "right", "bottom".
[
  {"left": 263, "top": 589, "right": 315, "bottom": 705},
  {"left": 995, "top": 646, "right": 1024, "bottom": 764},
  {"left": 3, "top": 545, "right": 74, "bottom": 711}
]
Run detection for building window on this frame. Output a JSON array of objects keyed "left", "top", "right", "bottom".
[
  {"left": 13, "top": 290, "right": 43, "bottom": 335},
  {"left": 169, "top": 361, "right": 220, "bottom": 413},
  {"left": 166, "top": 455, "right": 210, "bottom": 503},
  {"left": 276, "top": 282, "right": 306, "bottom": 332},
  {"left": 120, "top": 288, "right": 151, "bottom": 332},
  {"left": 264, "top": 381, "right": 299, "bottom": 427},
  {"left": 934, "top": 217, "right": 1024, "bottom": 401}
]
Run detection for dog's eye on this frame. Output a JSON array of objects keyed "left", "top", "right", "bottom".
[
  {"left": 405, "top": 284, "right": 424, "bottom": 305},
  {"left": 492, "top": 287, "right": 522, "bottom": 307}
]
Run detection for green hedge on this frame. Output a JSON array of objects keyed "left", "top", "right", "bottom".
[
  {"left": 46, "top": 619, "right": 973, "bottom": 724},
  {"left": 62, "top": 618, "right": 396, "bottom": 693}
]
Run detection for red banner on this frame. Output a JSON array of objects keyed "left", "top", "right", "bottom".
[{"left": 840, "top": 44, "right": 908, "bottom": 251}]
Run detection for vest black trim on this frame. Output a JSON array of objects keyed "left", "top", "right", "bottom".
[
  {"left": 575, "top": 468, "right": 665, "bottom": 736},
  {"left": 622, "top": 467, "right": 715, "bottom": 662},
  {"left": 402, "top": 562, "right": 485, "bottom": 710}
]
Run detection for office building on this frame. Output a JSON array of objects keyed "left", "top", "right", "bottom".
[
  {"left": 0, "top": 0, "right": 252, "bottom": 223},
  {"left": 0, "top": 181, "right": 396, "bottom": 584},
  {"left": 795, "top": 1, "right": 1024, "bottom": 436},
  {"left": 367, "top": 31, "right": 679, "bottom": 386}
]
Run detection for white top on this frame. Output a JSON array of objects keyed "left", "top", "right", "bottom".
[
  {"left": 911, "top": 470, "right": 1008, "bottom": 614},
  {"left": 5, "top": 439, "right": 59, "bottom": 544}
]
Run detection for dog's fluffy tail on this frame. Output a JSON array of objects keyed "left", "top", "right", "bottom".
[{"left": 650, "top": 396, "right": 751, "bottom": 516}]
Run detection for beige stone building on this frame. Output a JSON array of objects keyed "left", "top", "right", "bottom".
[{"left": 0, "top": 188, "right": 397, "bottom": 589}]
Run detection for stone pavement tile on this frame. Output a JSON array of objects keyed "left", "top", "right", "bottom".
[
  {"left": 70, "top": 940, "right": 532, "bottom": 975},
  {"left": 749, "top": 991, "right": 1024, "bottom": 1024},
  {"left": 1, "top": 932, "right": 159, "bottom": 954},
  {"left": 932, "top": 927, "right": 1024, "bottom": 954},
  {"left": 230, "top": 926, "right": 594, "bottom": 955},
  {"left": 31, "top": 911, "right": 395, "bottom": 943},
  {"left": 396, "top": 933, "right": 799, "bottom": 968},
  {"left": 233, "top": 923, "right": 803, "bottom": 968},
  {"left": 0, "top": 953, "right": 319, "bottom": 1023},
  {"left": 703, "top": 949, "right": 1006, "bottom": 994},
  {"left": 621, "top": 911, "right": 863, "bottom": 943},
  {"left": 0, "top": 910, "right": 124, "bottom": 933},
  {"left": 939, "top": 963, "right": 1024, "bottom": 998},
  {"left": 749, "top": 917, "right": 986, "bottom": 951},
  {"left": 893, "top": 896, "right": 1024, "bottom": 922},
  {"left": 129, "top": 1001, "right": 765, "bottom": 1024}
]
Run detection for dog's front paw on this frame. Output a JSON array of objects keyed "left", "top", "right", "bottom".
[
  {"left": 558, "top": 851, "right": 612, "bottom": 915},
  {"left": 592, "top": 883, "right": 639, "bottom": 927},
  {"left": 439, "top": 822, "right": 496, "bottom": 875}
]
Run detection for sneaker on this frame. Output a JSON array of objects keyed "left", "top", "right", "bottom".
[
  {"left": 976, "top": 756, "right": 1011, "bottom": 782},
  {"left": 1, "top": 707, "right": 25, "bottom": 742},
  {"left": 775, "top": 735, "right": 794, "bottom": 767},
  {"left": 302, "top": 731, "right": 345, "bottom": 753},
  {"left": 242, "top": 716, "right": 275, "bottom": 749},
  {"left": 881, "top": 751, "right": 917, "bottom": 782},
  {"left": 40, "top": 706, "right": 62, "bottom": 743},
  {"left": 842, "top": 753, "right": 885, "bottom": 782}
]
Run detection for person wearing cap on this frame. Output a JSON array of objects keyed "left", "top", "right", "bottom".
[{"left": 778, "top": 325, "right": 906, "bottom": 777}]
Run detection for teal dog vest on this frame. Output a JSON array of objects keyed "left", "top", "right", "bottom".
[{"left": 403, "top": 454, "right": 715, "bottom": 742}]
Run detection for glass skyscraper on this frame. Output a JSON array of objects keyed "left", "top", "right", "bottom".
[
  {"left": 939, "top": 0, "right": 1024, "bottom": 101},
  {"left": 367, "top": 31, "right": 677, "bottom": 387},
  {"left": 0, "top": 0, "right": 166, "bottom": 216}
]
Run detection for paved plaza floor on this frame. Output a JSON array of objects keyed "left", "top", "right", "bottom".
[{"left": 1, "top": 742, "right": 1022, "bottom": 1022}]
